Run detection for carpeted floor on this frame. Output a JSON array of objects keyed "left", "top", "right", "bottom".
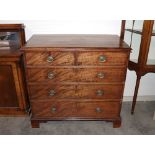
[{"left": 0, "top": 101, "right": 155, "bottom": 135}]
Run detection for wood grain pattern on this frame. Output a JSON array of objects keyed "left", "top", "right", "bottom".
[
  {"left": 77, "top": 51, "right": 128, "bottom": 66},
  {"left": 23, "top": 35, "right": 131, "bottom": 128},
  {"left": 29, "top": 84, "right": 124, "bottom": 100},
  {"left": 25, "top": 51, "right": 74, "bottom": 66},
  {"left": 76, "top": 101, "right": 120, "bottom": 118},
  {"left": 23, "top": 34, "right": 130, "bottom": 49},
  {"left": 76, "top": 68, "right": 126, "bottom": 82},
  {"left": 31, "top": 101, "right": 120, "bottom": 118},
  {"left": 27, "top": 67, "right": 126, "bottom": 83},
  {"left": 25, "top": 50, "right": 128, "bottom": 66},
  {"left": 27, "top": 68, "right": 74, "bottom": 82}
]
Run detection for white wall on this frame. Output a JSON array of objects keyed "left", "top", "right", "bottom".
[
  {"left": 1, "top": 20, "right": 155, "bottom": 99},
  {"left": 0, "top": 20, "right": 121, "bottom": 39}
]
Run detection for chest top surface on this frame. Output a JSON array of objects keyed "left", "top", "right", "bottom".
[{"left": 23, "top": 34, "right": 130, "bottom": 50}]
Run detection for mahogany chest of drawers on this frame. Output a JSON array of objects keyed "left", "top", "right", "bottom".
[{"left": 22, "top": 35, "right": 131, "bottom": 128}]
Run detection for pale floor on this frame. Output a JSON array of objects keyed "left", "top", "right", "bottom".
[{"left": 0, "top": 101, "right": 155, "bottom": 135}]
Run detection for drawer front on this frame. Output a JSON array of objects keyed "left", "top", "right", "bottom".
[
  {"left": 27, "top": 68, "right": 75, "bottom": 82},
  {"left": 76, "top": 101, "right": 120, "bottom": 118},
  {"left": 77, "top": 51, "right": 128, "bottom": 66},
  {"left": 25, "top": 51, "right": 74, "bottom": 66},
  {"left": 31, "top": 101, "right": 120, "bottom": 118},
  {"left": 75, "top": 84, "right": 123, "bottom": 99},
  {"left": 29, "top": 85, "right": 75, "bottom": 99},
  {"left": 29, "top": 84, "right": 123, "bottom": 100},
  {"left": 32, "top": 101, "right": 77, "bottom": 118},
  {"left": 27, "top": 68, "right": 126, "bottom": 83},
  {"left": 76, "top": 68, "right": 126, "bottom": 83}
]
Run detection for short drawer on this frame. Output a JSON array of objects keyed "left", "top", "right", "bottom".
[
  {"left": 76, "top": 68, "right": 126, "bottom": 83},
  {"left": 29, "top": 84, "right": 124, "bottom": 100},
  {"left": 27, "top": 67, "right": 126, "bottom": 83},
  {"left": 31, "top": 101, "right": 120, "bottom": 118},
  {"left": 27, "top": 68, "right": 75, "bottom": 82},
  {"left": 77, "top": 51, "right": 128, "bottom": 66},
  {"left": 76, "top": 101, "right": 120, "bottom": 118},
  {"left": 25, "top": 51, "right": 74, "bottom": 66},
  {"left": 32, "top": 101, "right": 77, "bottom": 118}
]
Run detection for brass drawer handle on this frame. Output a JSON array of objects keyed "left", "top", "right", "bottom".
[
  {"left": 96, "top": 107, "right": 102, "bottom": 113},
  {"left": 48, "top": 72, "right": 55, "bottom": 79},
  {"left": 96, "top": 90, "right": 104, "bottom": 96},
  {"left": 51, "top": 107, "right": 57, "bottom": 113},
  {"left": 97, "top": 72, "right": 105, "bottom": 79},
  {"left": 47, "top": 56, "right": 54, "bottom": 63},
  {"left": 49, "top": 90, "right": 56, "bottom": 96},
  {"left": 99, "top": 55, "right": 106, "bottom": 62}
]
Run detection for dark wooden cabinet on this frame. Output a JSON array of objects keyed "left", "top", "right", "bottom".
[
  {"left": 22, "top": 35, "right": 131, "bottom": 128},
  {"left": 0, "top": 24, "right": 28, "bottom": 116},
  {"left": 0, "top": 51, "right": 27, "bottom": 115}
]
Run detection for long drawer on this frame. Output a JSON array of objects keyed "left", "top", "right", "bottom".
[
  {"left": 25, "top": 51, "right": 128, "bottom": 66},
  {"left": 29, "top": 84, "right": 124, "bottom": 100},
  {"left": 31, "top": 101, "right": 120, "bottom": 118},
  {"left": 27, "top": 67, "right": 126, "bottom": 83}
]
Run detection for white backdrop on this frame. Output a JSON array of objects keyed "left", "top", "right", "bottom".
[{"left": 0, "top": 20, "right": 155, "bottom": 99}]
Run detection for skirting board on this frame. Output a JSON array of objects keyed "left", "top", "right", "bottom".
[{"left": 123, "top": 95, "right": 155, "bottom": 102}]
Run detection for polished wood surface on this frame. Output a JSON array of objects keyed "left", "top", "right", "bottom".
[
  {"left": 0, "top": 56, "right": 27, "bottom": 116},
  {"left": 0, "top": 49, "right": 22, "bottom": 57},
  {"left": 0, "top": 24, "right": 25, "bottom": 30},
  {"left": 24, "top": 34, "right": 129, "bottom": 49},
  {"left": 25, "top": 50, "right": 128, "bottom": 66},
  {"left": 0, "top": 24, "right": 28, "bottom": 116},
  {"left": 25, "top": 51, "right": 74, "bottom": 66},
  {"left": 0, "top": 65, "right": 18, "bottom": 107},
  {"left": 23, "top": 35, "right": 130, "bottom": 128},
  {"left": 29, "top": 84, "right": 124, "bottom": 100},
  {"left": 77, "top": 51, "right": 128, "bottom": 66},
  {"left": 31, "top": 101, "right": 120, "bottom": 118},
  {"left": 27, "top": 67, "right": 126, "bottom": 83}
]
